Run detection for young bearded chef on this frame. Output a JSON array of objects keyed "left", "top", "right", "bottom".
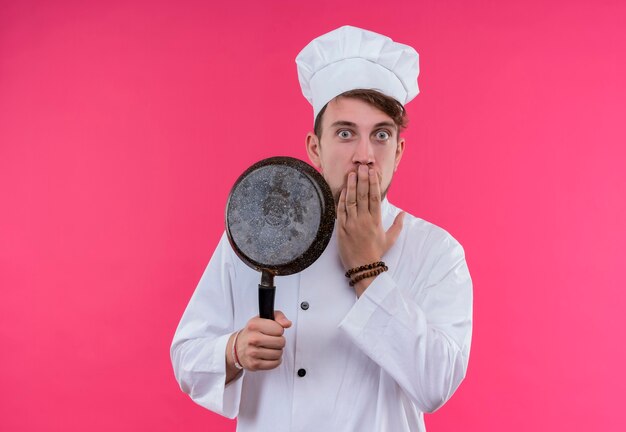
[{"left": 171, "top": 25, "right": 473, "bottom": 432}]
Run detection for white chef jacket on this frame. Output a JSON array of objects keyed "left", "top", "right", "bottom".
[{"left": 171, "top": 199, "right": 472, "bottom": 432}]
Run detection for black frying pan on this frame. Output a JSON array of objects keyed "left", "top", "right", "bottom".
[{"left": 225, "top": 157, "right": 335, "bottom": 320}]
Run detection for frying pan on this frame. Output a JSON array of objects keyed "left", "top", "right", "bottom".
[{"left": 225, "top": 156, "right": 335, "bottom": 320}]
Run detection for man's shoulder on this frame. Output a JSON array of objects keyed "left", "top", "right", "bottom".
[
  {"left": 385, "top": 200, "right": 458, "bottom": 238},
  {"left": 385, "top": 200, "right": 465, "bottom": 254}
]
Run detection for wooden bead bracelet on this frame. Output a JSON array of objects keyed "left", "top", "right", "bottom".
[
  {"left": 347, "top": 262, "right": 388, "bottom": 286},
  {"left": 345, "top": 261, "right": 386, "bottom": 278}
]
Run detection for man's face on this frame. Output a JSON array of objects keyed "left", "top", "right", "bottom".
[{"left": 306, "top": 97, "right": 405, "bottom": 203}]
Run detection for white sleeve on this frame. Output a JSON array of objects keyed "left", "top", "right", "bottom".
[
  {"left": 338, "top": 233, "right": 473, "bottom": 413},
  {"left": 170, "top": 233, "right": 245, "bottom": 418}
]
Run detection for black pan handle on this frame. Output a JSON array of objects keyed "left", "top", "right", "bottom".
[{"left": 258, "top": 270, "right": 275, "bottom": 320}]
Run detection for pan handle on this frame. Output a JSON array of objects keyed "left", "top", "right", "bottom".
[{"left": 258, "top": 270, "right": 275, "bottom": 320}]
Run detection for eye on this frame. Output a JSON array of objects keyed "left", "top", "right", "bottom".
[
  {"left": 375, "top": 130, "right": 391, "bottom": 141},
  {"left": 338, "top": 130, "right": 353, "bottom": 139}
]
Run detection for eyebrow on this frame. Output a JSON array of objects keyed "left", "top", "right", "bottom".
[
  {"left": 329, "top": 120, "right": 397, "bottom": 130},
  {"left": 329, "top": 121, "right": 357, "bottom": 128},
  {"left": 373, "top": 121, "right": 398, "bottom": 131}
]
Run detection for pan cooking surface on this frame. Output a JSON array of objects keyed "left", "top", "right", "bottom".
[{"left": 227, "top": 164, "right": 322, "bottom": 266}]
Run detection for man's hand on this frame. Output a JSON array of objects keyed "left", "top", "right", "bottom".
[
  {"left": 337, "top": 164, "right": 404, "bottom": 295},
  {"left": 226, "top": 311, "right": 292, "bottom": 383}
]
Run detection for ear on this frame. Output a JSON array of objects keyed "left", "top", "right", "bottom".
[
  {"left": 305, "top": 132, "right": 322, "bottom": 170},
  {"left": 394, "top": 137, "right": 405, "bottom": 172}
]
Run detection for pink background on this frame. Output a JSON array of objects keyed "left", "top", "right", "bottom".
[{"left": 1, "top": 0, "right": 625, "bottom": 430}]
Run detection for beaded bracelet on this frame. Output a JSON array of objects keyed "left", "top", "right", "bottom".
[
  {"left": 349, "top": 264, "right": 388, "bottom": 286},
  {"left": 345, "top": 261, "right": 386, "bottom": 278}
]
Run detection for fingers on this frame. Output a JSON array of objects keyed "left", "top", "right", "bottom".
[
  {"left": 345, "top": 166, "right": 375, "bottom": 219},
  {"left": 245, "top": 357, "right": 283, "bottom": 371},
  {"left": 247, "top": 346, "right": 284, "bottom": 361},
  {"left": 241, "top": 339, "right": 284, "bottom": 370},
  {"left": 346, "top": 172, "right": 357, "bottom": 219},
  {"left": 385, "top": 211, "right": 405, "bottom": 251},
  {"left": 248, "top": 316, "right": 285, "bottom": 336},
  {"left": 247, "top": 332, "right": 286, "bottom": 350},
  {"left": 337, "top": 187, "right": 347, "bottom": 225},
  {"left": 273, "top": 310, "right": 292, "bottom": 329},
  {"left": 368, "top": 167, "right": 381, "bottom": 220},
  {"left": 240, "top": 313, "right": 290, "bottom": 371},
  {"left": 356, "top": 164, "right": 369, "bottom": 215}
]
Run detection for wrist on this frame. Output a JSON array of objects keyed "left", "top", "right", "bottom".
[
  {"left": 354, "top": 277, "right": 375, "bottom": 297},
  {"left": 232, "top": 330, "right": 244, "bottom": 370},
  {"left": 345, "top": 261, "right": 388, "bottom": 295},
  {"left": 226, "top": 331, "right": 244, "bottom": 379},
  {"left": 344, "top": 260, "right": 384, "bottom": 278}
]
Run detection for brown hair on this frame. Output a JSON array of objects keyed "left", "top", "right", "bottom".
[{"left": 313, "top": 89, "right": 408, "bottom": 138}]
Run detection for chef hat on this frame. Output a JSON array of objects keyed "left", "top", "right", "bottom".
[{"left": 296, "top": 25, "right": 420, "bottom": 119}]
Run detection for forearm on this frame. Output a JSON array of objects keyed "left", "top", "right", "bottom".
[
  {"left": 340, "top": 271, "right": 472, "bottom": 413},
  {"left": 170, "top": 332, "right": 244, "bottom": 418},
  {"left": 170, "top": 232, "right": 245, "bottom": 417}
]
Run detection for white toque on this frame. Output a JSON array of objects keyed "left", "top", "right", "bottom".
[{"left": 296, "top": 25, "right": 420, "bottom": 119}]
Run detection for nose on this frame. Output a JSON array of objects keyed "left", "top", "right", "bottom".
[{"left": 352, "top": 135, "right": 374, "bottom": 166}]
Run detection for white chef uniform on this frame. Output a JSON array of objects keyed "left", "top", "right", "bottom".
[{"left": 171, "top": 199, "right": 472, "bottom": 431}]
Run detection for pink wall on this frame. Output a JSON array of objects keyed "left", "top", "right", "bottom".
[{"left": 1, "top": 0, "right": 625, "bottom": 430}]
